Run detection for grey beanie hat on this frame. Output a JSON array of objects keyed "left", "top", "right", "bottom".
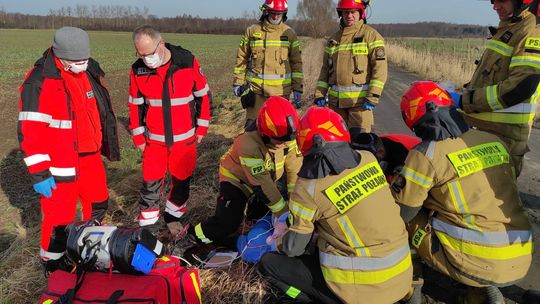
[{"left": 52, "top": 27, "right": 90, "bottom": 60}]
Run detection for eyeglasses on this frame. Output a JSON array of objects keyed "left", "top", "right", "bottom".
[{"left": 135, "top": 41, "right": 161, "bottom": 59}]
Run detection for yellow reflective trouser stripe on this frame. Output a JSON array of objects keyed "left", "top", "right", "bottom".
[
  {"left": 447, "top": 181, "right": 481, "bottom": 231},
  {"left": 286, "top": 286, "right": 301, "bottom": 299},
  {"left": 486, "top": 85, "right": 504, "bottom": 111},
  {"left": 292, "top": 72, "right": 304, "bottom": 79},
  {"left": 234, "top": 67, "right": 246, "bottom": 74},
  {"left": 337, "top": 215, "right": 371, "bottom": 257},
  {"left": 287, "top": 183, "right": 295, "bottom": 193},
  {"left": 290, "top": 200, "right": 316, "bottom": 221},
  {"left": 190, "top": 272, "right": 202, "bottom": 303},
  {"left": 435, "top": 231, "right": 533, "bottom": 260},
  {"left": 195, "top": 223, "right": 212, "bottom": 244},
  {"left": 486, "top": 40, "right": 513, "bottom": 57},
  {"left": 510, "top": 56, "right": 540, "bottom": 69},
  {"left": 401, "top": 166, "right": 433, "bottom": 188},
  {"left": 369, "top": 79, "right": 385, "bottom": 90},
  {"left": 269, "top": 197, "right": 286, "bottom": 213},
  {"left": 239, "top": 157, "right": 265, "bottom": 167},
  {"left": 219, "top": 166, "right": 253, "bottom": 194},
  {"left": 317, "top": 81, "right": 329, "bottom": 89},
  {"left": 321, "top": 252, "right": 412, "bottom": 285},
  {"left": 466, "top": 112, "right": 536, "bottom": 124},
  {"left": 328, "top": 89, "right": 368, "bottom": 99}
]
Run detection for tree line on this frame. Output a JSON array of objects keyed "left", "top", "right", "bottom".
[{"left": 0, "top": 4, "right": 488, "bottom": 38}]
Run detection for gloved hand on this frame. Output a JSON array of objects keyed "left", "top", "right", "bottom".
[
  {"left": 33, "top": 177, "right": 56, "bottom": 198},
  {"left": 233, "top": 85, "right": 243, "bottom": 97},
  {"left": 314, "top": 97, "right": 328, "bottom": 107},
  {"left": 362, "top": 100, "right": 376, "bottom": 111},
  {"left": 449, "top": 92, "right": 462, "bottom": 109},
  {"left": 292, "top": 91, "right": 302, "bottom": 109}
]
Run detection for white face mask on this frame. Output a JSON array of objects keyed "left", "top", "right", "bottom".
[
  {"left": 143, "top": 51, "right": 162, "bottom": 69},
  {"left": 65, "top": 60, "right": 88, "bottom": 74}
]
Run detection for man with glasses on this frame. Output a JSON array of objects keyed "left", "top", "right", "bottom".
[
  {"left": 128, "top": 25, "right": 211, "bottom": 238},
  {"left": 233, "top": 0, "right": 303, "bottom": 123},
  {"left": 18, "top": 26, "right": 120, "bottom": 273}
]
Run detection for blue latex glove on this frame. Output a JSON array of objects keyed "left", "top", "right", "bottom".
[
  {"left": 269, "top": 238, "right": 278, "bottom": 251},
  {"left": 362, "top": 100, "right": 376, "bottom": 111},
  {"left": 314, "top": 97, "right": 328, "bottom": 107},
  {"left": 33, "top": 177, "right": 56, "bottom": 198},
  {"left": 292, "top": 91, "right": 302, "bottom": 109},
  {"left": 449, "top": 92, "right": 461, "bottom": 109}
]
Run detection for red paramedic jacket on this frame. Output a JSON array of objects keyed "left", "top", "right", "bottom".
[
  {"left": 128, "top": 43, "right": 211, "bottom": 147},
  {"left": 18, "top": 49, "right": 120, "bottom": 184}
]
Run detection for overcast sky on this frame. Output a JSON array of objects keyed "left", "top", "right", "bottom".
[{"left": 0, "top": 0, "right": 500, "bottom": 26}]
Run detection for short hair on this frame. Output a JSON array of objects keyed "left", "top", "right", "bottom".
[{"left": 132, "top": 25, "right": 162, "bottom": 42}]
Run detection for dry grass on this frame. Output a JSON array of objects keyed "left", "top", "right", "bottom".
[{"left": 386, "top": 38, "right": 480, "bottom": 87}]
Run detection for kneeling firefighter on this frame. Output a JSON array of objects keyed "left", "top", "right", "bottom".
[
  {"left": 187, "top": 96, "right": 302, "bottom": 248},
  {"left": 393, "top": 81, "right": 533, "bottom": 303},
  {"left": 258, "top": 106, "right": 413, "bottom": 304}
]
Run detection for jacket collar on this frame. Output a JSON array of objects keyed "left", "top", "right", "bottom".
[{"left": 38, "top": 47, "right": 104, "bottom": 80}]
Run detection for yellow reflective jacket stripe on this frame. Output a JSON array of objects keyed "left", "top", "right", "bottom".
[
  {"left": 486, "top": 40, "right": 513, "bottom": 57},
  {"left": 290, "top": 200, "right": 316, "bottom": 222},
  {"left": 510, "top": 55, "right": 540, "bottom": 69},
  {"left": 321, "top": 251, "right": 412, "bottom": 285},
  {"left": 369, "top": 40, "right": 385, "bottom": 49},
  {"left": 401, "top": 166, "right": 433, "bottom": 188},
  {"left": 239, "top": 157, "right": 265, "bottom": 167},
  {"left": 337, "top": 215, "right": 371, "bottom": 257},
  {"left": 250, "top": 40, "right": 290, "bottom": 47},
  {"left": 268, "top": 197, "right": 286, "bottom": 213},
  {"left": 447, "top": 181, "right": 481, "bottom": 231},
  {"left": 486, "top": 85, "right": 504, "bottom": 111},
  {"left": 435, "top": 230, "right": 533, "bottom": 260},
  {"left": 219, "top": 166, "right": 253, "bottom": 194}
]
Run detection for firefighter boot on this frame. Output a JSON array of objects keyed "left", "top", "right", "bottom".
[
  {"left": 41, "top": 255, "right": 75, "bottom": 277},
  {"left": 460, "top": 286, "right": 505, "bottom": 304}
]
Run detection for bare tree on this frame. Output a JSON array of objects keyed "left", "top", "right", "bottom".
[{"left": 297, "top": 0, "right": 337, "bottom": 38}]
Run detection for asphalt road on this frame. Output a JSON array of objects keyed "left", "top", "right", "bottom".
[{"left": 375, "top": 65, "right": 540, "bottom": 303}]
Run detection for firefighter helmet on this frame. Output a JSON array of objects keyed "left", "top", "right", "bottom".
[
  {"left": 400, "top": 81, "right": 454, "bottom": 130},
  {"left": 336, "top": 0, "right": 367, "bottom": 20},
  {"left": 257, "top": 96, "right": 299, "bottom": 142},
  {"left": 297, "top": 106, "right": 351, "bottom": 156},
  {"left": 490, "top": 0, "right": 534, "bottom": 18},
  {"left": 262, "top": 0, "right": 288, "bottom": 13}
]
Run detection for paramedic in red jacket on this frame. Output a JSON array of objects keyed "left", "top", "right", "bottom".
[
  {"left": 17, "top": 27, "right": 120, "bottom": 272},
  {"left": 128, "top": 25, "right": 211, "bottom": 236}
]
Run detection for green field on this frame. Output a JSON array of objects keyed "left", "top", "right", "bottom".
[{"left": 0, "top": 29, "right": 256, "bottom": 303}]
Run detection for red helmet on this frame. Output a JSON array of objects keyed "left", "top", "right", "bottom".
[
  {"left": 400, "top": 81, "right": 454, "bottom": 130},
  {"left": 337, "top": 0, "right": 366, "bottom": 10},
  {"left": 297, "top": 106, "right": 351, "bottom": 156},
  {"left": 257, "top": 96, "right": 299, "bottom": 142},
  {"left": 262, "top": 0, "right": 288, "bottom": 13}
]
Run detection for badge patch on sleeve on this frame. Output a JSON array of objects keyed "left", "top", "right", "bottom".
[
  {"left": 86, "top": 90, "right": 94, "bottom": 99},
  {"left": 525, "top": 37, "right": 540, "bottom": 49},
  {"left": 375, "top": 48, "right": 386, "bottom": 60},
  {"left": 251, "top": 165, "right": 265, "bottom": 176}
]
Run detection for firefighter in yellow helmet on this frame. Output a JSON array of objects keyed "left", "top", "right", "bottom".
[
  {"left": 233, "top": 0, "right": 303, "bottom": 123},
  {"left": 258, "top": 106, "right": 412, "bottom": 304},
  {"left": 394, "top": 82, "right": 533, "bottom": 303},
  {"left": 449, "top": 0, "right": 540, "bottom": 176},
  {"left": 314, "top": 0, "right": 387, "bottom": 139},
  {"left": 188, "top": 96, "right": 302, "bottom": 247}
]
